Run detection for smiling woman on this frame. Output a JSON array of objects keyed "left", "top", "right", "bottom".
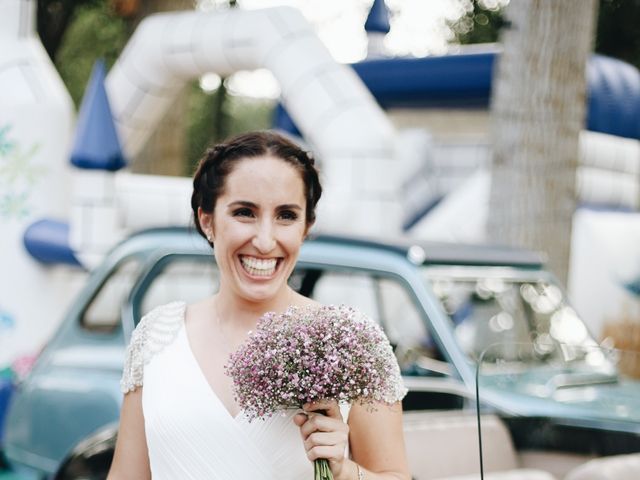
[
  {"left": 107, "top": 131, "right": 410, "bottom": 480},
  {"left": 191, "top": 132, "right": 320, "bottom": 306}
]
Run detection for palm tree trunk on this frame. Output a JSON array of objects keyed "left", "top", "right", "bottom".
[{"left": 487, "top": 0, "right": 598, "bottom": 284}]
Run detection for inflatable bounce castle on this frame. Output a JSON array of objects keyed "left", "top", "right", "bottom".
[{"left": 2, "top": 0, "right": 640, "bottom": 372}]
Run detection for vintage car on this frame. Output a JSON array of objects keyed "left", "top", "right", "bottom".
[{"left": 4, "top": 228, "right": 640, "bottom": 479}]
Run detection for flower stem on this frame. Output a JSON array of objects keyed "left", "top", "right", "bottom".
[{"left": 314, "top": 458, "right": 333, "bottom": 480}]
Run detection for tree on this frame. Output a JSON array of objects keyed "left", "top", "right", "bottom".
[
  {"left": 595, "top": 0, "right": 640, "bottom": 70},
  {"left": 37, "top": 0, "right": 100, "bottom": 61},
  {"left": 451, "top": 0, "right": 634, "bottom": 68},
  {"left": 54, "top": 2, "right": 128, "bottom": 106},
  {"left": 186, "top": 85, "right": 274, "bottom": 172},
  {"left": 450, "top": 0, "right": 508, "bottom": 45},
  {"left": 487, "top": 0, "right": 598, "bottom": 283}
]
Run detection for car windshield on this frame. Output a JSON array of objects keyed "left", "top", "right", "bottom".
[{"left": 422, "top": 266, "right": 603, "bottom": 367}]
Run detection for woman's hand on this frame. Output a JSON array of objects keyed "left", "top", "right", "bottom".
[{"left": 294, "top": 399, "right": 350, "bottom": 479}]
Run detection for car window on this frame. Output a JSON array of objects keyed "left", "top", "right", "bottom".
[
  {"left": 306, "top": 270, "right": 380, "bottom": 320},
  {"left": 139, "top": 255, "right": 220, "bottom": 315},
  {"left": 81, "top": 257, "right": 143, "bottom": 333},
  {"left": 377, "top": 277, "right": 428, "bottom": 346}
]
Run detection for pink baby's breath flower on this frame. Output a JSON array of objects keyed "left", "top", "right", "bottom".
[{"left": 225, "top": 304, "right": 407, "bottom": 422}]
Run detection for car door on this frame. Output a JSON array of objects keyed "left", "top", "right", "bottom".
[{"left": 125, "top": 250, "right": 474, "bottom": 412}]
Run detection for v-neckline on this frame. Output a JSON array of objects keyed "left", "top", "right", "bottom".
[{"left": 180, "top": 309, "right": 243, "bottom": 421}]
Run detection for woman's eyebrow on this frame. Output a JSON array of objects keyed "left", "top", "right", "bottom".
[
  {"left": 227, "top": 200, "right": 258, "bottom": 209},
  {"left": 277, "top": 204, "right": 303, "bottom": 211},
  {"left": 226, "top": 201, "right": 302, "bottom": 211}
]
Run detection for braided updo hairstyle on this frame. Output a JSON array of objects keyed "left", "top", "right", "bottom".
[{"left": 191, "top": 131, "right": 322, "bottom": 246}]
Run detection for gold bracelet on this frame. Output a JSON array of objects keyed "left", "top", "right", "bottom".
[{"left": 356, "top": 463, "right": 364, "bottom": 480}]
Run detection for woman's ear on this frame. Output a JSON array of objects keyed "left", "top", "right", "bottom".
[
  {"left": 198, "top": 207, "right": 214, "bottom": 241},
  {"left": 303, "top": 220, "right": 315, "bottom": 239}
]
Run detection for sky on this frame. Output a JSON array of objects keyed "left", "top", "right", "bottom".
[{"left": 195, "top": 0, "right": 478, "bottom": 98}]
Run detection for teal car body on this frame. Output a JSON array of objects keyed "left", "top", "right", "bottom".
[{"left": 4, "top": 228, "right": 640, "bottom": 478}]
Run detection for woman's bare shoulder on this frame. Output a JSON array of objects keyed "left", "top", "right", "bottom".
[
  {"left": 289, "top": 291, "right": 322, "bottom": 309},
  {"left": 185, "top": 296, "right": 215, "bottom": 325}
]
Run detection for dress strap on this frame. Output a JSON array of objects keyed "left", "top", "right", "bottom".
[{"left": 120, "top": 301, "right": 186, "bottom": 394}]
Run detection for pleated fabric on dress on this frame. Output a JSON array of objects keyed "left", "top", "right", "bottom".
[{"left": 135, "top": 302, "right": 350, "bottom": 479}]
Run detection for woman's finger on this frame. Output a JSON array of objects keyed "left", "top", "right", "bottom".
[
  {"left": 293, "top": 412, "right": 308, "bottom": 427},
  {"left": 298, "top": 413, "right": 348, "bottom": 438},
  {"left": 303, "top": 400, "right": 342, "bottom": 420},
  {"left": 303, "top": 431, "right": 346, "bottom": 451},
  {"left": 305, "top": 445, "right": 343, "bottom": 462}
]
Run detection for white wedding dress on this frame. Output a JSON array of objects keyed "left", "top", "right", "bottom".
[{"left": 120, "top": 301, "right": 403, "bottom": 479}]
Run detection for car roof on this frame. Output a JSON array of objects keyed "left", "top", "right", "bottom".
[
  {"left": 313, "top": 233, "right": 545, "bottom": 268},
  {"left": 115, "top": 227, "right": 545, "bottom": 269}
]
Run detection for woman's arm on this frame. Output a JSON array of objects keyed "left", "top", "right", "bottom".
[
  {"left": 348, "top": 400, "right": 410, "bottom": 480},
  {"left": 295, "top": 400, "right": 410, "bottom": 480},
  {"left": 107, "top": 389, "right": 151, "bottom": 480}
]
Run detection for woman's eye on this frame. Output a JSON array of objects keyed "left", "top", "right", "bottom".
[
  {"left": 278, "top": 210, "right": 298, "bottom": 221},
  {"left": 233, "top": 208, "right": 254, "bottom": 218}
]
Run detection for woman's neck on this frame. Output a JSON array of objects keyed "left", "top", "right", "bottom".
[{"left": 213, "top": 287, "right": 295, "bottom": 331}]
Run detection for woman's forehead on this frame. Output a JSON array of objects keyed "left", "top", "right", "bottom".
[{"left": 222, "top": 156, "right": 305, "bottom": 204}]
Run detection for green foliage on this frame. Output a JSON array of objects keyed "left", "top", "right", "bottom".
[
  {"left": 37, "top": 0, "right": 101, "bottom": 61},
  {"left": 449, "top": 0, "right": 640, "bottom": 72},
  {"left": 186, "top": 81, "right": 275, "bottom": 173},
  {"left": 596, "top": 0, "right": 640, "bottom": 69},
  {"left": 55, "top": 2, "right": 128, "bottom": 107},
  {"left": 224, "top": 94, "right": 274, "bottom": 140},
  {"left": 450, "top": 0, "right": 506, "bottom": 45},
  {"left": 449, "top": 0, "right": 640, "bottom": 71},
  {"left": 186, "top": 83, "right": 221, "bottom": 173}
]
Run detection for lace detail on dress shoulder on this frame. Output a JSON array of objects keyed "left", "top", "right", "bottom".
[
  {"left": 334, "top": 305, "right": 408, "bottom": 404},
  {"left": 120, "top": 301, "right": 186, "bottom": 394}
]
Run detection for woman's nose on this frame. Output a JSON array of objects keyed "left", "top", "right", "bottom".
[{"left": 252, "top": 221, "right": 276, "bottom": 253}]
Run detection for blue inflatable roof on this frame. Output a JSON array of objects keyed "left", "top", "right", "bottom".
[
  {"left": 274, "top": 48, "right": 640, "bottom": 141},
  {"left": 365, "top": 0, "right": 390, "bottom": 34},
  {"left": 70, "top": 59, "right": 126, "bottom": 171},
  {"left": 23, "top": 219, "right": 82, "bottom": 267},
  {"left": 353, "top": 51, "right": 494, "bottom": 108},
  {"left": 586, "top": 54, "right": 640, "bottom": 140}
]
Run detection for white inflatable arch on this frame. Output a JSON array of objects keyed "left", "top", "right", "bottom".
[
  {"left": 61, "top": 6, "right": 404, "bottom": 266},
  {"left": 107, "top": 7, "right": 394, "bottom": 160}
]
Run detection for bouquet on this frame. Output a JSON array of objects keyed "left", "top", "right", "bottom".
[{"left": 225, "top": 304, "right": 406, "bottom": 480}]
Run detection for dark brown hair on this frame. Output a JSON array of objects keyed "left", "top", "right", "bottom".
[{"left": 191, "top": 131, "right": 322, "bottom": 246}]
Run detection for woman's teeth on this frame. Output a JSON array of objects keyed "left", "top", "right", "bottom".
[{"left": 240, "top": 256, "right": 277, "bottom": 277}]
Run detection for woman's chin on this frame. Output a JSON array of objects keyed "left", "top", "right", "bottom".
[
  {"left": 235, "top": 273, "right": 280, "bottom": 301},
  {"left": 239, "top": 286, "right": 282, "bottom": 305}
]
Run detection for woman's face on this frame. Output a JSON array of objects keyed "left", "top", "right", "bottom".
[{"left": 201, "top": 156, "right": 308, "bottom": 304}]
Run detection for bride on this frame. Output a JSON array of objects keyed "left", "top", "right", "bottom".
[{"left": 107, "top": 131, "right": 410, "bottom": 480}]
